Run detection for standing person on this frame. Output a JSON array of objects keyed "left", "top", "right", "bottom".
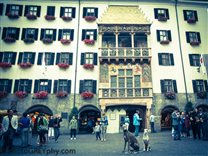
[
  {"left": 100, "top": 113, "right": 108, "bottom": 141},
  {"left": 19, "top": 112, "right": 30, "bottom": 147},
  {"left": 198, "top": 108, "right": 204, "bottom": 139},
  {"left": 171, "top": 110, "right": 180, "bottom": 140},
  {"left": 150, "top": 113, "right": 155, "bottom": 133},
  {"left": 190, "top": 108, "right": 201, "bottom": 139},
  {"left": 69, "top": 116, "right": 78, "bottom": 140},
  {"left": 2, "top": 109, "right": 18, "bottom": 152},
  {"left": 54, "top": 115, "right": 62, "bottom": 143},
  {"left": 201, "top": 111, "right": 208, "bottom": 141},
  {"left": 37, "top": 113, "right": 48, "bottom": 146},
  {"left": 180, "top": 112, "right": 186, "bottom": 137},
  {"left": 94, "top": 122, "right": 101, "bottom": 140},
  {"left": 185, "top": 113, "right": 191, "bottom": 138},
  {"left": 133, "top": 110, "right": 142, "bottom": 137},
  {"left": 124, "top": 115, "right": 130, "bottom": 131},
  {"left": 48, "top": 116, "right": 54, "bottom": 141}
]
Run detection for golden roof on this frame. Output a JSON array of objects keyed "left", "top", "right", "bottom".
[{"left": 98, "top": 5, "right": 151, "bottom": 25}]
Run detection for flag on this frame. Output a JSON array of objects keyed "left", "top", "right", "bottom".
[{"left": 200, "top": 54, "right": 206, "bottom": 74}]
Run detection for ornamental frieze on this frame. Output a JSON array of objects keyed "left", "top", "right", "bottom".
[{"left": 98, "top": 25, "right": 150, "bottom": 33}]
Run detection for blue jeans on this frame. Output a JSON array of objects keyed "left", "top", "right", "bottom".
[
  {"left": 173, "top": 125, "right": 180, "bottom": 140},
  {"left": 150, "top": 122, "right": 155, "bottom": 133},
  {"left": 54, "top": 127, "right": 60, "bottom": 141},
  {"left": 134, "top": 125, "right": 140, "bottom": 137}
]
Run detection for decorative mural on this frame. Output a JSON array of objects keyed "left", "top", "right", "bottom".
[
  {"left": 110, "top": 64, "right": 117, "bottom": 74},
  {"left": 134, "top": 64, "right": 141, "bottom": 74},
  {"left": 100, "top": 64, "right": 109, "bottom": 83},
  {"left": 142, "top": 64, "right": 152, "bottom": 82}
]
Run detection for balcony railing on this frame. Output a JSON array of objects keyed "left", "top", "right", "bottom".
[
  {"left": 99, "top": 88, "right": 152, "bottom": 98},
  {"left": 100, "top": 47, "right": 151, "bottom": 58}
]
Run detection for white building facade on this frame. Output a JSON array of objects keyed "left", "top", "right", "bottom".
[{"left": 0, "top": 0, "right": 207, "bottom": 133}]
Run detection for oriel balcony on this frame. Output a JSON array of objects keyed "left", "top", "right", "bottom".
[
  {"left": 99, "top": 47, "right": 151, "bottom": 63},
  {"left": 99, "top": 88, "right": 153, "bottom": 98}
]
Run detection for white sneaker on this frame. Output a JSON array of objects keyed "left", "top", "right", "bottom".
[
  {"left": 74, "top": 138, "right": 76, "bottom": 140},
  {"left": 71, "top": 138, "right": 73, "bottom": 140}
]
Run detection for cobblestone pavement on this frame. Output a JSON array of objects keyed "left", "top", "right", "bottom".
[{"left": 2, "top": 131, "right": 208, "bottom": 156}]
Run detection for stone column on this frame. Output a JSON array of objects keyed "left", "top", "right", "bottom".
[
  {"left": 146, "top": 107, "right": 151, "bottom": 129},
  {"left": 131, "top": 32, "right": 135, "bottom": 48},
  {"left": 99, "top": 99, "right": 106, "bottom": 113},
  {"left": 99, "top": 32, "right": 103, "bottom": 49},
  {"left": 145, "top": 32, "right": 151, "bottom": 55},
  {"left": 114, "top": 32, "right": 119, "bottom": 56},
  {"left": 115, "top": 32, "right": 118, "bottom": 48}
]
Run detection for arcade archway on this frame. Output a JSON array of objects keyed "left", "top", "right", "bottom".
[
  {"left": 197, "top": 104, "right": 208, "bottom": 112},
  {"left": 161, "top": 105, "right": 179, "bottom": 130},
  {"left": 24, "top": 105, "right": 53, "bottom": 132},
  {"left": 78, "top": 105, "right": 101, "bottom": 134},
  {"left": 24, "top": 104, "right": 53, "bottom": 116}
]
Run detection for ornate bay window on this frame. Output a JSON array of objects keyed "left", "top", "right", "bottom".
[{"left": 101, "top": 67, "right": 148, "bottom": 98}]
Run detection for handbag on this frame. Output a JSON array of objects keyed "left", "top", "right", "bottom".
[{"left": 38, "top": 125, "right": 48, "bottom": 132}]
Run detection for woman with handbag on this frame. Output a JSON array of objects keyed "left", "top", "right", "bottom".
[{"left": 37, "top": 113, "right": 48, "bottom": 146}]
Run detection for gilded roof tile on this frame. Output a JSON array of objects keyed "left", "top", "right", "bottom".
[{"left": 98, "top": 5, "right": 151, "bottom": 25}]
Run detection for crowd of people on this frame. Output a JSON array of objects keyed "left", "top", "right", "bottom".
[
  {"left": 171, "top": 108, "right": 208, "bottom": 141},
  {"left": 0, "top": 107, "right": 207, "bottom": 153},
  {"left": 0, "top": 109, "right": 109, "bottom": 153},
  {"left": 0, "top": 109, "right": 63, "bottom": 152}
]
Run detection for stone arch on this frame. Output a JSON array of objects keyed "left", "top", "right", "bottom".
[
  {"left": 24, "top": 104, "right": 53, "bottom": 116},
  {"left": 78, "top": 104, "right": 101, "bottom": 114},
  {"left": 78, "top": 104, "right": 101, "bottom": 134},
  {"left": 160, "top": 105, "right": 179, "bottom": 130},
  {"left": 196, "top": 104, "right": 208, "bottom": 112}
]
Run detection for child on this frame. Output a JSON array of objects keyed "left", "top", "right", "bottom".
[{"left": 94, "top": 122, "right": 101, "bottom": 140}]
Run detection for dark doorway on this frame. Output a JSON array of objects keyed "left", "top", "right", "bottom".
[
  {"left": 79, "top": 105, "right": 101, "bottom": 134},
  {"left": 107, "top": 105, "right": 146, "bottom": 133},
  {"left": 161, "top": 105, "right": 178, "bottom": 131},
  {"left": 126, "top": 106, "right": 146, "bottom": 133}
]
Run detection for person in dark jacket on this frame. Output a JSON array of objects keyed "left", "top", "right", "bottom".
[
  {"left": 54, "top": 115, "right": 62, "bottom": 143},
  {"left": 48, "top": 116, "right": 54, "bottom": 141},
  {"left": 19, "top": 112, "right": 30, "bottom": 147},
  {"left": 171, "top": 110, "right": 180, "bottom": 140},
  {"left": 190, "top": 108, "right": 201, "bottom": 139}
]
